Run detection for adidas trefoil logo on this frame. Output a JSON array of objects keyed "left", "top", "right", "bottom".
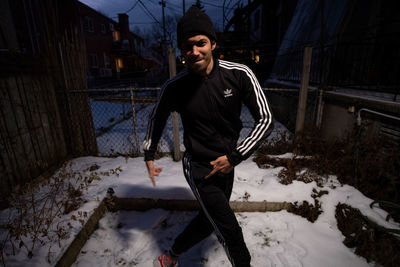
[{"left": 224, "top": 88, "right": 233, "bottom": 98}]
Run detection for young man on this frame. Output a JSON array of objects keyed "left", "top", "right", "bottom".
[{"left": 144, "top": 6, "right": 274, "bottom": 267}]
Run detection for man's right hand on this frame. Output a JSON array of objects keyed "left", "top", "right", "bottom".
[{"left": 145, "top": 160, "right": 162, "bottom": 186}]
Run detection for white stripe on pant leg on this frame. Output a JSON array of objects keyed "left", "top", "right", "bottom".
[{"left": 182, "top": 153, "right": 236, "bottom": 267}]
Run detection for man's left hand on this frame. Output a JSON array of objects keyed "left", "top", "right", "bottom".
[{"left": 205, "top": 155, "right": 233, "bottom": 179}]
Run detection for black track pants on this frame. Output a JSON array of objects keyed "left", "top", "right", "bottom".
[{"left": 172, "top": 153, "right": 251, "bottom": 267}]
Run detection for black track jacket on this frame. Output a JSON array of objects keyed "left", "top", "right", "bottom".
[{"left": 143, "top": 59, "right": 274, "bottom": 166}]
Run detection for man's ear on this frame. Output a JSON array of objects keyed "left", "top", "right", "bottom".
[{"left": 211, "top": 40, "right": 216, "bottom": 51}]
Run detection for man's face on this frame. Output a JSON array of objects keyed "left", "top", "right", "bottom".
[{"left": 181, "top": 35, "right": 216, "bottom": 76}]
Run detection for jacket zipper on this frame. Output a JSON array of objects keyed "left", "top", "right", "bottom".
[{"left": 204, "top": 76, "right": 231, "bottom": 154}]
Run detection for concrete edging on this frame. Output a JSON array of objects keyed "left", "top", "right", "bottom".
[
  {"left": 55, "top": 197, "right": 292, "bottom": 267},
  {"left": 55, "top": 198, "right": 108, "bottom": 267},
  {"left": 115, "top": 197, "right": 293, "bottom": 212}
]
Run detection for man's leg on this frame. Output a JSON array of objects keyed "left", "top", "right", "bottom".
[
  {"left": 173, "top": 153, "right": 250, "bottom": 266},
  {"left": 194, "top": 172, "right": 251, "bottom": 267},
  {"left": 171, "top": 209, "right": 213, "bottom": 254},
  {"left": 169, "top": 155, "right": 215, "bottom": 255}
]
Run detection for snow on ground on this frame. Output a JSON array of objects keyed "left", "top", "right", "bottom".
[
  {"left": 2, "top": 154, "right": 400, "bottom": 267},
  {"left": 69, "top": 157, "right": 399, "bottom": 267},
  {"left": 1, "top": 104, "right": 399, "bottom": 266}
]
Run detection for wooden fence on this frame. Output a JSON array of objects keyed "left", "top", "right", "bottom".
[{"left": 0, "top": 0, "right": 96, "bottom": 202}]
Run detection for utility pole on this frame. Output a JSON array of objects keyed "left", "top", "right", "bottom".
[
  {"left": 160, "top": 0, "right": 166, "bottom": 41},
  {"left": 183, "top": 0, "right": 185, "bottom": 15}
]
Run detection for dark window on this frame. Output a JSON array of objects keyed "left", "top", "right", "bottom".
[
  {"left": 88, "top": 53, "right": 98, "bottom": 68},
  {"left": 84, "top": 16, "right": 94, "bottom": 32}
]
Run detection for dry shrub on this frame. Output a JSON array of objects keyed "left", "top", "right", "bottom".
[
  {"left": 0, "top": 162, "right": 122, "bottom": 265},
  {"left": 260, "top": 131, "right": 295, "bottom": 155},
  {"left": 254, "top": 124, "right": 400, "bottom": 220},
  {"left": 255, "top": 124, "right": 400, "bottom": 264},
  {"left": 288, "top": 188, "right": 328, "bottom": 222},
  {"left": 336, "top": 203, "right": 400, "bottom": 267},
  {"left": 290, "top": 200, "right": 322, "bottom": 223}
]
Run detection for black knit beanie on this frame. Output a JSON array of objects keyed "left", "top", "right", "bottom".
[{"left": 177, "top": 6, "right": 216, "bottom": 49}]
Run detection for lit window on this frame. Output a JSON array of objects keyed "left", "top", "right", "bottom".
[
  {"left": 255, "top": 55, "right": 260, "bottom": 64},
  {"left": 113, "top": 31, "right": 120, "bottom": 41},
  {"left": 117, "top": 58, "right": 123, "bottom": 69}
]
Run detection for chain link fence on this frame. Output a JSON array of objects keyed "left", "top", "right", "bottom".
[
  {"left": 265, "top": 88, "right": 319, "bottom": 133},
  {"left": 84, "top": 88, "right": 258, "bottom": 157}
]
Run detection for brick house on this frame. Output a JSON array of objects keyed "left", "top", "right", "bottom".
[{"left": 77, "top": 1, "right": 158, "bottom": 82}]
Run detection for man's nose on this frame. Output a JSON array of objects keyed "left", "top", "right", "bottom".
[{"left": 191, "top": 45, "right": 200, "bottom": 55}]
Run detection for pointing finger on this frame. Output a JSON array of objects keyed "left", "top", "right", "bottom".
[{"left": 205, "top": 167, "right": 218, "bottom": 179}]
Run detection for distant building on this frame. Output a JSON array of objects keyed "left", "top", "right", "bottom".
[
  {"left": 77, "top": 1, "right": 158, "bottom": 84},
  {"left": 216, "top": 0, "right": 297, "bottom": 82}
]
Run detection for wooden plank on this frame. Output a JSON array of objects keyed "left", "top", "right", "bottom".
[
  {"left": 17, "top": 75, "right": 41, "bottom": 166},
  {"left": 31, "top": 75, "right": 53, "bottom": 163},
  {"left": 3, "top": 77, "right": 29, "bottom": 185},
  {"left": 41, "top": 74, "right": 68, "bottom": 160},
  {"left": 34, "top": 75, "right": 58, "bottom": 163},
  {"left": 23, "top": 75, "right": 49, "bottom": 167},
  {"left": 0, "top": 79, "right": 19, "bottom": 196}
]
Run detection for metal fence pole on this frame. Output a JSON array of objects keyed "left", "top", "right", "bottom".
[
  {"left": 130, "top": 88, "right": 140, "bottom": 155},
  {"left": 168, "top": 48, "right": 181, "bottom": 161},
  {"left": 296, "top": 46, "right": 313, "bottom": 134}
]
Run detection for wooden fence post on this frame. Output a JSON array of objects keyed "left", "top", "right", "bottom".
[
  {"left": 168, "top": 48, "right": 181, "bottom": 161},
  {"left": 295, "top": 46, "right": 313, "bottom": 134}
]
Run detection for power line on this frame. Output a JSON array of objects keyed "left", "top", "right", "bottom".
[
  {"left": 128, "top": 0, "right": 244, "bottom": 30},
  {"left": 138, "top": 0, "right": 161, "bottom": 25},
  {"left": 201, "top": 0, "right": 224, "bottom": 8},
  {"left": 223, "top": 0, "right": 237, "bottom": 21},
  {"left": 123, "top": 0, "right": 139, "bottom": 14}
]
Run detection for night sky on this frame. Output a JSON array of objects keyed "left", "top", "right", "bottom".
[{"left": 79, "top": 0, "right": 248, "bottom": 34}]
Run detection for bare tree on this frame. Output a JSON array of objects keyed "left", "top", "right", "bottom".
[{"left": 148, "top": 14, "right": 179, "bottom": 47}]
